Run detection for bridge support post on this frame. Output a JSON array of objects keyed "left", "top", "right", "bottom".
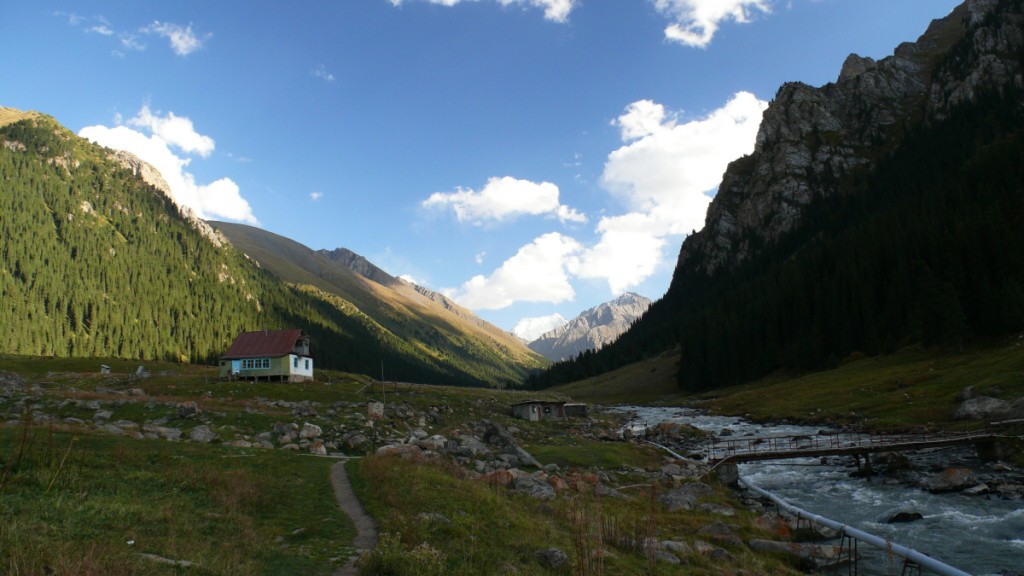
[
  {"left": 715, "top": 462, "right": 739, "bottom": 487},
  {"left": 837, "top": 534, "right": 858, "bottom": 576}
]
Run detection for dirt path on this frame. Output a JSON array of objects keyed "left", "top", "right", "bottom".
[{"left": 331, "top": 459, "right": 378, "bottom": 576}]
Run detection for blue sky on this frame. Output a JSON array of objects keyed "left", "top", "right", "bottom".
[{"left": 2, "top": 0, "right": 960, "bottom": 338}]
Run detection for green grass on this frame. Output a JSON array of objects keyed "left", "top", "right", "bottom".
[
  {"left": 0, "top": 424, "right": 355, "bottom": 575},
  {"left": 551, "top": 340, "right": 1024, "bottom": 431},
  {"left": 524, "top": 439, "right": 662, "bottom": 470},
  {"left": 350, "top": 454, "right": 800, "bottom": 576},
  {"left": 547, "top": 350, "right": 681, "bottom": 405},
  {"left": 697, "top": 342, "right": 1024, "bottom": 430}
]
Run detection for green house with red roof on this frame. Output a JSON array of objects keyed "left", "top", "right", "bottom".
[{"left": 218, "top": 328, "right": 313, "bottom": 382}]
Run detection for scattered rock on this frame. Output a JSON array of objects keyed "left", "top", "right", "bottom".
[
  {"left": 883, "top": 511, "right": 924, "bottom": 523},
  {"left": 375, "top": 443, "right": 422, "bottom": 459},
  {"left": 963, "top": 483, "right": 990, "bottom": 496},
  {"left": 299, "top": 422, "right": 322, "bottom": 439},
  {"left": 511, "top": 476, "right": 556, "bottom": 500},
  {"left": 747, "top": 540, "right": 845, "bottom": 569},
  {"left": 189, "top": 425, "right": 218, "bottom": 443},
  {"left": 657, "top": 482, "right": 714, "bottom": 511},
  {"left": 534, "top": 548, "right": 568, "bottom": 569},
  {"left": 177, "top": 401, "right": 200, "bottom": 419},
  {"left": 308, "top": 440, "right": 327, "bottom": 456},
  {"left": 698, "top": 502, "right": 736, "bottom": 517},
  {"left": 927, "top": 467, "right": 978, "bottom": 493},
  {"left": 661, "top": 540, "right": 692, "bottom": 556},
  {"left": 654, "top": 550, "right": 681, "bottom": 564}
]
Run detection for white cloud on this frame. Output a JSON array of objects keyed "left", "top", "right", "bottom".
[
  {"left": 513, "top": 313, "right": 568, "bottom": 341},
  {"left": 120, "top": 34, "right": 145, "bottom": 52},
  {"left": 310, "top": 191, "right": 324, "bottom": 201},
  {"left": 443, "top": 92, "right": 767, "bottom": 311},
  {"left": 579, "top": 91, "right": 766, "bottom": 292},
  {"left": 388, "top": 0, "right": 577, "bottom": 23},
  {"left": 423, "top": 176, "right": 586, "bottom": 225},
  {"left": 79, "top": 107, "right": 258, "bottom": 225},
  {"left": 444, "top": 233, "right": 582, "bottom": 310},
  {"left": 143, "top": 21, "right": 208, "bottom": 56},
  {"left": 652, "top": 0, "right": 771, "bottom": 47},
  {"left": 89, "top": 18, "right": 114, "bottom": 36},
  {"left": 313, "top": 64, "right": 336, "bottom": 82},
  {"left": 128, "top": 105, "right": 214, "bottom": 157},
  {"left": 576, "top": 215, "right": 669, "bottom": 294}
]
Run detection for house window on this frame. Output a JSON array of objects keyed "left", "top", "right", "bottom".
[
  {"left": 241, "top": 358, "right": 270, "bottom": 370},
  {"left": 304, "top": 359, "right": 309, "bottom": 370},
  {"left": 294, "top": 357, "right": 299, "bottom": 368}
]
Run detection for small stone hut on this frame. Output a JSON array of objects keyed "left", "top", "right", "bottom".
[{"left": 511, "top": 400, "right": 566, "bottom": 421}]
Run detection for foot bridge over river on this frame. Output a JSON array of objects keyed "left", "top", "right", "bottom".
[
  {"left": 701, "top": 427, "right": 1014, "bottom": 576},
  {"left": 706, "top": 428, "right": 1005, "bottom": 466}
]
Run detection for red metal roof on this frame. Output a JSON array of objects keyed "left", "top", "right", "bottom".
[{"left": 221, "top": 329, "right": 306, "bottom": 359}]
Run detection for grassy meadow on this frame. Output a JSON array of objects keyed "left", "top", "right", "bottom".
[{"left": 553, "top": 339, "right": 1024, "bottom": 431}]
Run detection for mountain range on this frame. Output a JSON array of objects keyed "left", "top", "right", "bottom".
[
  {"left": 526, "top": 293, "right": 651, "bottom": 361},
  {"left": 529, "top": 0, "right": 1024, "bottom": 391}
]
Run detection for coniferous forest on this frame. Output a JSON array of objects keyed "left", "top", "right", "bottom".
[
  {"left": 527, "top": 83, "right": 1024, "bottom": 392},
  {"left": 0, "top": 115, "right": 535, "bottom": 386}
]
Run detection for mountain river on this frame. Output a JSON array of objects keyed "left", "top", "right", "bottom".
[{"left": 613, "top": 406, "right": 1024, "bottom": 575}]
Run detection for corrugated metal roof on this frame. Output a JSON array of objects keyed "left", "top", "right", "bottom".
[{"left": 221, "top": 329, "right": 306, "bottom": 359}]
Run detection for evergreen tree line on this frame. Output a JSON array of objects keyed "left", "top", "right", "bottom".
[
  {"left": 526, "top": 84, "right": 1024, "bottom": 392},
  {"left": 0, "top": 117, "right": 523, "bottom": 386}
]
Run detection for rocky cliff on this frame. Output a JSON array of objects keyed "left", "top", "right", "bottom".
[
  {"left": 679, "top": 0, "right": 1023, "bottom": 274},
  {"left": 319, "top": 247, "right": 398, "bottom": 287},
  {"left": 529, "top": 293, "right": 651, "bottom": 361}
]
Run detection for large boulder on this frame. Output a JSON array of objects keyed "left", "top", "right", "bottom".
[
  {"left": 176, "top": 401, "right": 200, "bottom": 419},
  {"left": 299, "top": 422, "right": 322, "bottom": 439},
  {"left": 375, "top": 443, "right": 422, "bottom": 459},
  {"left": 511, "top": 476, "right": 556, "bottom": 500},
  {"left": 657, "top": 482, "right": 715, "bottom": 511},
  {"left": 952, "top": 396, "right": 1009, "bottom": 420},
  {"left": 189, "top": 425, "right": 218, "bottom": 443},
  {"left": 927, "top": 467, "right": 977, "bottom": 493},
  {"left": 534, "top": 548, "right": 568, "bottom": 569}
]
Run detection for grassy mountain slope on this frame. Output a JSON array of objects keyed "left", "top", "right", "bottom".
[
  {"left": 209, "top": 221, "right": 547, "bottom": 385},
  {"left": 0, "top": 111, "right": 540, "bottom": 386}
]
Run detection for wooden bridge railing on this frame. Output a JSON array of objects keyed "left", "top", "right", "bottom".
[{"left": 706, "top": 429, "right": 999, "bottom": 464}]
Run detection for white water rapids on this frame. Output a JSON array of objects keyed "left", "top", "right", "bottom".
[{"left": 614, "top": 406, "right": 1024, "bottom": 575}]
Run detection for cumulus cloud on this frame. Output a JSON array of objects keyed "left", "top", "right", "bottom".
[
  {"left": 310, "top": 191, "right": 324, "bottom": 201},
  {"left": 513, "top": 313, "right": 568, "bottom": 341},
  {"left": 128, "top": 105, "right": 215, "bottom": 157},
  {"left": 581, "top": 91, "right": 767, "bottom": 292},
  {"left": 445, "top": 92, "right": 767, "bottom": 311},
  {"left": 144, "top": 21, "right": 208, "bottom": 56},
  {"left": 444, "top": 233, "right": 583, "bottom": 310},
  {"left": 388, "top": 0, "right": 577, "bottom": 23},
  {"left": 652, "top": 0, "right": 771, "bottom": 47},
  {"left": 79, "top": 107, "right": 258, "bottom": 224},
  {"left": 423, "top": 176, "right": 586, "bottom": 225}
]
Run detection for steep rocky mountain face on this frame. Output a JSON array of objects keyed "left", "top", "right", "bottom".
[
  {"left": 319, "top": 247, "right": 398, "bottom": 287},
  {"left": 528, "top": 293, "right": 651, "bottom": 361},
  {"left": 529, "top": 0, "right": 1024, "bottom": 392},
  {"left": 680, "top": 0, "right": 1021, "bottom": 274}
]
